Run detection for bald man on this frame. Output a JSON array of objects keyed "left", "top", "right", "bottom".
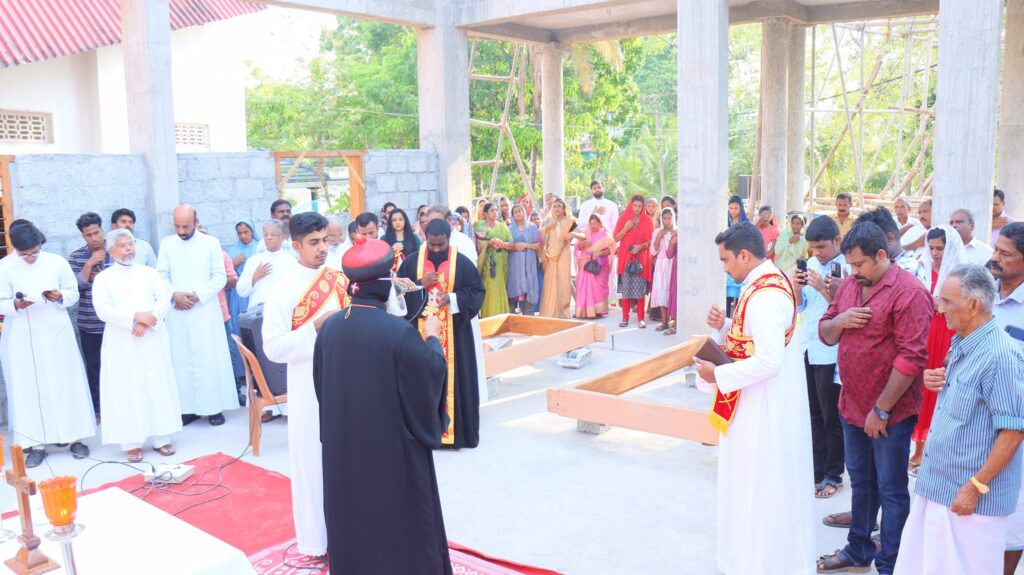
[{"left": 156, "top": 205, "right": 239, "bottom": 426}]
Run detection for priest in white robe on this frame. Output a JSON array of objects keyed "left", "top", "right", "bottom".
[
  {"left": 263, "top": 212, "right": 346, "bottom": 559},
  {"left": 0, "top": 221, "right": 95, "bottom": 467},
  {"left": 156, "top": 205, "right": 239, "bottom": 425},
  {"left": 323, "top": 215, "right": 353, "bottom": 270},
  {"left": 694, "top": 222, "right": 816, "bottom": 575},
  {"left": 93, "top": 229, "right": 182, "bottom": 461},
  {"left": 235, "top": 220, "right": 296, "bottom": 311}
]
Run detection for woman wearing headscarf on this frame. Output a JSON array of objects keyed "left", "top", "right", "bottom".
[
  {"left": 775, "top": 213, "right": 809, "bottom": 279},
  {"left": 530, "top": 211, "right": 545, "bottom": 307},
  {"left": 506, "top": 205, "right": 542, "bottom": 315},
  {"left": 725, "top": 196, "right": 750, "bottom": 316},
  {"left": 908, "top": 224, "right": 966, "bottom": 473},
  {"left": 573, "top": 214, "right": 615, "bottom": 319},
  {"left": 474, "top": 202, "right": 513, "bottom": 317},
  {"left": 538, "top": 198, "right": 576, "bottom": 319},
  {"left": 517, "top": 194, "right": 535, "bottom": 221},
  {"left": 227, "top": 220, "right": 260, "bottom": 325},
  {"left": 497, "top": 195, "right": 513, "bottom": 226},
  {"left": 613, "top": 194, "right": 654, "bottom": 327}
]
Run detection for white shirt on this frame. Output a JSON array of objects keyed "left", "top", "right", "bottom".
[
  {"left": 577, "top": 197, "right": 619, "bottom": 236},
  {"left": 235, "top": 249, "right": 297, "bottom": 310},
  {"left": 256, "top": 235, "right": 298, "bottom": 258},
  {"left": 134, "top": 238, "right": 158, "bottom": 268},
  {"left": 963, "top": 237, "right": 995, "bottom": 267},
  {"left": 325, "top": 242, "right": 351, "bottom": 270},
  {"left": 994, "top": 280, "right": 1024, "bottom": 352},
  {"left": 798, "top": 254, "right": 849, "bottom": 365}
]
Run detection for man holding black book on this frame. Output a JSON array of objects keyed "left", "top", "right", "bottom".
[{"left": 693, "top": 222, "right": 815, "bottom": 575}]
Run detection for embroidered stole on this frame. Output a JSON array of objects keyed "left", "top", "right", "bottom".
[
  {"left": 416, "top": 247, "right": 459, "bottom": 445},
  {"left": 709, "top": 272, "right": 797, "bottom": 435},
  {"left": 291, "top": 267, "right": 349, "bottom": 331}
]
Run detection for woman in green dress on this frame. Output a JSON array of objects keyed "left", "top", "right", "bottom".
[{"left": 474, "top": 201, "right": 513, "bottom": 317}]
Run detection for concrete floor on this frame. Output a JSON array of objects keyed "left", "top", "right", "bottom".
[{"left": 0, "top": 313, "right": 1010, "bottom": 574}]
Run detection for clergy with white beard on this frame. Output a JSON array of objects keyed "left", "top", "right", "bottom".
[
  {"left": 323, "top": 215, "right": 351, "bottom": 270},
  {"left": 693, "top": 222, "right": 815, "bottom": 575},
  {"left": 262, "top": 211, "right": 348, "bottom": 560},
  {"left": 157, "top": 205, "right": 239, "bottom": 426},
  {"left": 92, "top": 229, "right": 182, "bottom": 462},
  {"left": 0, "top": 221, "right": 95, "bottom": 468},
  {"left": 235, "top": 219, "right": 296, "bottom": 311}
]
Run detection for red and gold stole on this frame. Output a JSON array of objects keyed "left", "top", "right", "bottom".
[
  {"left": 416, "top": 246, "right": 458, "bottom": 445},
  {"left": 709, "top": 272, "right": 797, "bottom": 435},
  {"left": 291, "top": 267, "right": 350, "bottom": 331}
]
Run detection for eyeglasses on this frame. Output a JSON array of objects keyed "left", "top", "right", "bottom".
[
  {"left": 264, "top": 233, "right": 284, "bottom": 238},
  {"left": 18, "top": 250, "right": 41, "bottom": 260},
  {"left": 325, "top": 234, "right": 343, "bottom": 241}
]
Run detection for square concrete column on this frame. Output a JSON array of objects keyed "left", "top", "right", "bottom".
[
  {"left": 540, "top": 44, "right": 565, "bottom": 198},
  {"left": 122, "top": 0, "right": 179, "bottom": 245},
  {"left": 999, "top": 0, "right": 1024, "bottom": 216},
  {"left": 417, "top": 2, "right": 471, "bottom": 209},
  {"left": 676, "top": 0, "right": 729, "bottom": 337},
  {"left": 786, "top": 23, "right": 807, "bottom": 214},
  {"left": 760, "top": 17, "right": 789, "bottom": 214},
  {"left": 933, "top": 0, "right": 1003, "bottom": 242}
]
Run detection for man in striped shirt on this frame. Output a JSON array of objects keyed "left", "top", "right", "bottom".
[
  {"left": 67, "top": 212, "right": 112, "bottom": 417},
  {"left": 895, "top": 265, "right": 1024, "bottom": 575}
]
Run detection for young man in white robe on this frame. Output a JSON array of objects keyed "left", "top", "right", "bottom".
[
  {"left": 157, "top": 205, "right": 239, "bottom": 426},
  {"left": 235, "top": 220, "right": 296, "bottom": 311},
  {"left": 0, "top": 221, "right": 95, "bottom": 467},
  {"left": 262, "top": 212, "right": 348, "bottom": 560},
  {"left": 92, "top": 229, "right": 182, "bottom": 462},
  {"left": 694, "top": 222, "right": 816, "bottom": 575}
]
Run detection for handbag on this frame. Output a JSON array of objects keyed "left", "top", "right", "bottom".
[
  {"left": 583, "top": 258, "right": 601, "bottom": 275},
  {"left": 625, "top": 254, "right": 643, "bottom": 276}
]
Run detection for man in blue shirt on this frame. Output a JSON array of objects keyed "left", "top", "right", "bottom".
[
  {"left": 895, "top": 264, "right": 1024, "bottom": 574},
  {"left": 795, "top": 216, "right": 849, "bottom": 499}
]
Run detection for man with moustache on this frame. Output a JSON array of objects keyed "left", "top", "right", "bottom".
[
  {"left": 816, "top": 222, "right": 932, "bottom": 575},
  {"left": 578, "top": 180, "right": 619, "bottom": 300}
]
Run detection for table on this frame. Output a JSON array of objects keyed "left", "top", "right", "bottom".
[{"left": 0, "top": 487, "right": 255, "bottom": 575}]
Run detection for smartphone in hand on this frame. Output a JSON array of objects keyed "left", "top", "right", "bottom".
[{"left": 830, "top": 262, "right": 843, "bottom": 278}]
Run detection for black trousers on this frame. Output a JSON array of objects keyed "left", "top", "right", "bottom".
[
  {"left": 805, "top": 352, "right": 844, "bottom": 484},
  {"left": 79, "top": 331, "right": 103, "bottom": 414}
]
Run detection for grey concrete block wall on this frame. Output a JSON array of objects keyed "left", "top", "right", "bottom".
[{"left": 363, "top": 149, "right": 441, "bottom": 216}]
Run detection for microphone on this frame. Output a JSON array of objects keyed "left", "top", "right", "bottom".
[{"left": 15, "top": 292, "right": 25, "bottom": 301}]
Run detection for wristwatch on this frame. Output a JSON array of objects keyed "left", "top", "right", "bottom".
[
  {"left": 872, "top": 405, "right": 891, "bottom": 421},
  {"left": 970, "top": 476, "right": 990, "bottom": 495}
]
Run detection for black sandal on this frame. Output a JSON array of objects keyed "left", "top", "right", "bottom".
[{"left": 817, "top": 550, "right": 870, "bottom": 573}]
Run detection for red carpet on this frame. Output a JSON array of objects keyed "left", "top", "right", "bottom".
[{"left": 88, "top": 452, "right": 561, "bottom": 575}]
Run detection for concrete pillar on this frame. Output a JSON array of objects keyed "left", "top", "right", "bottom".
[
  {"left": 677, "top": 0, "right": 729, "bottom": 338},
  {"left": 540, "top": 44, "right": 565, "bottom": 198},
  {"left": 417, "top": 2, "right": 471, "bottom": 209},
  {"left": 999, "top": 0, "right": 1024, "bottom": 217},
  {"left": 760, "top": 17, "right": 789, "bottom": 214},
  {"left": 786, "top": 23, "right": 807, "bottom": 214},
  {"left": 933, "top": 0, "right": 1003, "bottom": 243},
  {"left": 121, "top": 0, "right": 178, "bottom": 245}
]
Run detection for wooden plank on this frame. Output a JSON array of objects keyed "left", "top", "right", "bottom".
[
  {"left": 345, "top": 154, "right": 366, "bottom": 218},
  {"left": 547, "top": 388, "right": 719, "bottom": 445},
  {"left": 576, "top": 335, "right": 706, "bottom": 395},
  {"left": 507, "top": 314, "right": 589, "bottom": 336},
  {"left": 479, "top": 314, "right": 512, "bottom": 338},
  {"left": 0, "top": 155, "right": 14, "bottom": 255},
  {"left": 483, "top": 323, "right": 601, "bottom": 378},
  {"left": 271, "top": 150, "right": 367, "bottom": 159}
]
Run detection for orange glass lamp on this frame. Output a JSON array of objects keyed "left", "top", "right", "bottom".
[{"left": 38, "top": 476, "right": 83, "bottom": 575}]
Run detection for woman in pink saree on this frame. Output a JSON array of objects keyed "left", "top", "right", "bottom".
[{"left": 573, "top": 214, "right": 615, "bottom": 319}]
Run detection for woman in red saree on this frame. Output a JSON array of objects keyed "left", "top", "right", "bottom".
[{"left": 612, "top": 194, "right": 654, "bottom": 327}]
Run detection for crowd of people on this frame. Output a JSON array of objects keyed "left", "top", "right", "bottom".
[{"left": 700, "top": 188, "right": 1024, "bottom": 575}]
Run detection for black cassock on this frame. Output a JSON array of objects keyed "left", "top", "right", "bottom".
[
  {"left": 313, "top": 297, "right": 453, "bottom": 575},
  {"left": 397, "top": 250, "right": 485, "bottom": 449}
]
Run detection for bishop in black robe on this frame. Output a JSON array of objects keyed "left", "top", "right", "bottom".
[
  {"left": 313, "top": 236, "right": 453, "bottom": 575},
  {"left": 397, "top": 218, "right": 486, "bottom": 449}
]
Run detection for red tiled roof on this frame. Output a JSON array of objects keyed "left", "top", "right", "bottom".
[{"left": 0, "top": 0, "right": 265, "bottom": 68}]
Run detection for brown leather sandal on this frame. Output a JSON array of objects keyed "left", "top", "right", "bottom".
[{"left": 153, "top": 444, "right": 176, "bottom": 457}]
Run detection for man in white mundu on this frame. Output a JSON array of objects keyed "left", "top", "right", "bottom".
[
  {"left": 157, "top": 205, "right": 239, "bottom": 426},
  {"left": 694, "top": 222, "right": 815, "bottom": 575},
  {"left": 0, "top": 221, "right": 96, "bottom": 467},
  {"left": 262, "top": 212, "right": 348, "bottom": 559},
  {"left": 235, "top": 219, "right": 295, "bottom": 311},
  {"left": 92, "top": 229, "right": 182, "bottom": 462}
]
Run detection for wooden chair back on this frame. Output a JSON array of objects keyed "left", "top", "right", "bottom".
[{"left": 230, "top": 334, "right": 287, "bottom": 456}]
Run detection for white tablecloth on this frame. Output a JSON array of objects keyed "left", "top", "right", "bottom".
[{"left": 0, "top": 487, "right": 255, "bottom": 575}]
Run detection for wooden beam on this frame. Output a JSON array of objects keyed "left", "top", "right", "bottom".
[
  {"left": 483, "top": 322, "right": 604, "bottom": 378},
  {"left": 344, "top": 154, "right": 366, "bottom": 218},
  {"left": 576, "top": 335, "right": 705, "bottom": 394},
  {"left": 0, "top": 155, "right": 14, "bottom": 255},
  {"left": 508, "top": 314, "right": 597, "bottom": 336},
  {"left": 547, "top": 388, "right": 719, "bottom": 445},
  {"left": 272, "top": 150, "right": 367, "bottom": 159},
  {"left": 479, "top": 314, "right": 513, "bottom": 338}
]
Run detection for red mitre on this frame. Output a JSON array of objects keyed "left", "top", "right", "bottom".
[{"left": 342, "top": 236, "right": 395, "bottom": 282}]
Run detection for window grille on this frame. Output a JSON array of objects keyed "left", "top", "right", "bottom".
[{"left": 0, "top": 110, "right": 53, "bottom": 143}]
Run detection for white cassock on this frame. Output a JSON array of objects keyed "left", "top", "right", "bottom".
[
  {"left": 92, "top": 263, "right": 183, "bottom": 448},
  {"left": 708, "top": 260, "right": 815, "bottom": 575},
  {"left": 895, "top": 496, "right": 1007, "bottom": 575},
  {"left": 157, "top": 233, "right": 239, "bottom": 416},
  {"left": 0, "top": 253, "right": 96, "bottom": 447},
  {"left": 234, "top": 249, "right": 296, "bottom": 311},
  {"left": 324, "top": 242, "right": 350, "bottom": 271},
  {"left": 446, "top": 231, "right": 489, "bottom": 401},
  {"left": 262, "top": 264, "right": 339, "bottom": 557}
]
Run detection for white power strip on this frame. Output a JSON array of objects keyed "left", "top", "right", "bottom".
[{"left": 143, "top": 463, "right": 195, "bottom": 484}]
